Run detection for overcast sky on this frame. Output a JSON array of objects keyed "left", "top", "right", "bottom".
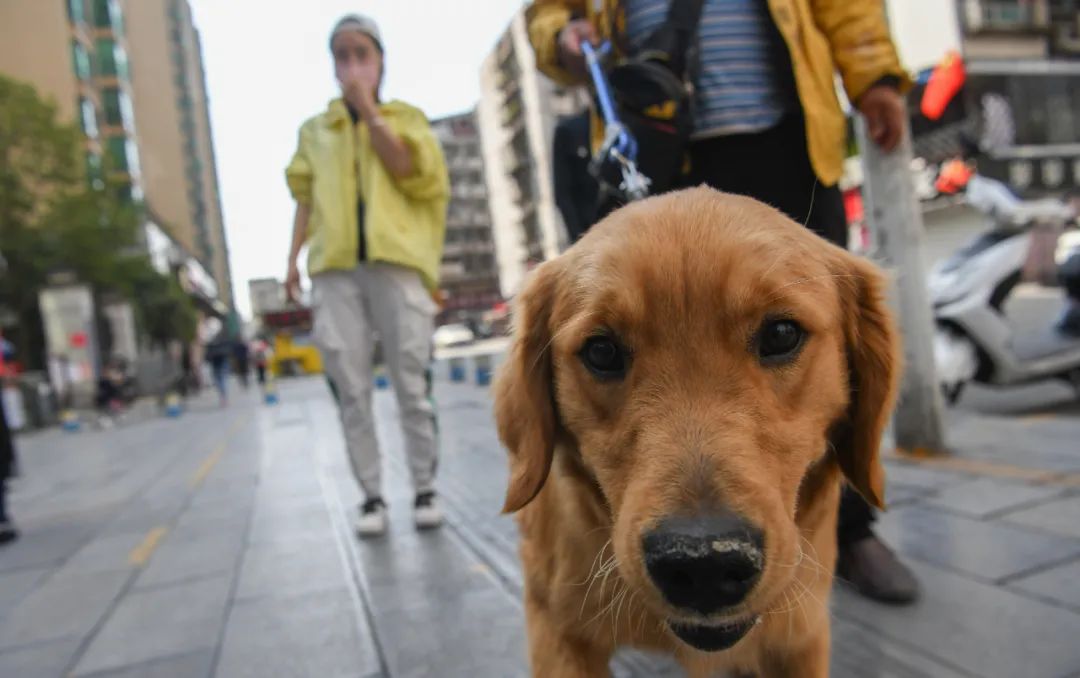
[{"left": 188, "top": 0, "right": 524, "bottom": 318}]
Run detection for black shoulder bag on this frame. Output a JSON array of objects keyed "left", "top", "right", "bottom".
[{"left": 593, "top": 0, "right": 705, "bottom": 210}]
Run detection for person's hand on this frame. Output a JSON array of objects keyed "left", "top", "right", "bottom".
[
  {"left": 857, "top": 84, "right": 906, "bottom": 152},
  {"left": 343, "top": 79, "right": 378, "bottom": 119},
  {"left": 285, "top": 261, "right": 301, "bottom": 305},
  {"left": 342, "top": 63, "right": 380, "bottom": 118},
  {"left": 557, "top": 19, "right": 598, "bottom": 79}
]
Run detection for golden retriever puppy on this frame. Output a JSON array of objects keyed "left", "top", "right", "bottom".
[{"left": 494, "top": 187, "right": 899, "bottom": 678}]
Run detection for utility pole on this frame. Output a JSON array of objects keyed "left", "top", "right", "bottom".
[{"left": 857, "top": 118, "right": 948, "bottom": 455}]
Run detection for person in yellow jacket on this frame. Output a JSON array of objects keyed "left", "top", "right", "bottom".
[
  {"left": 285, "top": 14, "right": 449, "bottom": 537},
  {"left": 527, "top": 0, "right": 918, "bottom": 603}
]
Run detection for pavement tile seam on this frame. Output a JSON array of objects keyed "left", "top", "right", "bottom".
[
  {"left": 283, "top": 398, "right": 390, "bottom": 677},
  {"left": 830, "top": 605, "right": 978, "bottom": 678},
  {"left": 60, "top": 415, "right": 257, "bottom": 676},
  {"left": 1004, "top": 583, "right": 1080, "bottom": 616},
  {"left": 925, "top": 493, "right": 1072, "bottom": 524},
  {"left": 996, "top": 551, "right": 1080, "bottom": 586},
  {"left": 72, "top": 647, "right": 216, "bottom": 678},
  {"left": 0, "top": 630, "right": 83, "bottom": 655},
  {"left": 132, "top": 569, "right": 241, "bottom": 595},
  {"left": 979, "top": 490, "right": 1074, "bottom": 520},
  {"left": 194, "top": 431, "right": 261, "bottom": 678}
]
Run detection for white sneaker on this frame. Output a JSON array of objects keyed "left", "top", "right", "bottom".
[
  {"left": 414, "top": 491, "right": 443, "bottom": 530},
  {"left": 356, "top": 498, "right": 387, "bottom": 538}
]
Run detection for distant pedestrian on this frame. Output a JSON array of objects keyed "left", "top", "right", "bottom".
[
  {"left": 251, "top": 339, "right": 270, "bottom": 387},
  {"left": 0, "top": 345, "right": 18, "bottom": 545},
  {"left": 285, "top": 14, "right": 450, "bottom": 537},
  {"left": 233, "top": 340, "right": 251, "bottom": 390},
  {"left": 205, "top": 330, "right": 231, "bottom": 407}
]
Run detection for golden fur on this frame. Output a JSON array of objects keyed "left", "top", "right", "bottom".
[{"left": 494, "top": 188, "right": 900, "bottom": 677}]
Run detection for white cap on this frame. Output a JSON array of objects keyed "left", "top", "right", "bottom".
[{"left": 330, "top": 14, "right": 383, "bottom": 53}]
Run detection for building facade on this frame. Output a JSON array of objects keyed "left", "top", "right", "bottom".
[
  {"left": 0, "top": 0, "right": 232, "bottom": 310},
  {"left": 896, "top": 1, "right": 1080, "bottom": 194},
  {"left": 121, "top": 0, "right": 232, "bottom": 308},
  {"left": 0, "top": 0, "right": 142, "bottom": 201},
  {"left": 431, "top": 111, "right": 502, "bottom": 326},
  {"left": 477, "top": 9, "right": 589, "bottom": 298}
]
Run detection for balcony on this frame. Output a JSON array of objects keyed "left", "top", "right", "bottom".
[
  {"left": 450, "top": 184, "right": 488, "bottom": 202},
  {"left": 501, "top": 96, "right": 524, "bottom": 130}
]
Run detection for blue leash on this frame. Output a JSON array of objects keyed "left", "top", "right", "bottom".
[{"left": 582, "top": 41, "right": 651, "bottom": 202}]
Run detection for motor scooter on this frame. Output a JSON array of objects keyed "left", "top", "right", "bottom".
[{"left": 931, "top": 192, "right": 1080, "bottom": 404}]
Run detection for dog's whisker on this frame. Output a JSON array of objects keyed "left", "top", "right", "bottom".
[
  {"left": 797, "top": 535, "right": 831, "bottom": 582},
  {"left": 584, "top": 578, "right": 625, "bottom": 629},
  {"left": 581, "top": 556, "right": 622, "bottom": 630},
  {"left": 636, "top": 602, "right": 649, "bottom": 639},
  {"left": 613, "top": 587, "right": 636, "bottom": 643},
  {"left": 802, "top": 179, "right": 819, "bottom": 230},
  {"left": 579, "top": 540, "right": 613, "bottom": 621},
  {"left": 576, "top": 538, "right": 611, "bottom": 588},
  {"left": 597, "top": 554, "right": 619, "bottom": 605},
  {"left": 527, "top": 322, "right": 579, "bottom": 375}
]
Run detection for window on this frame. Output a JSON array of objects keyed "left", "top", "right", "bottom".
[
  {"left": 106, "top": 135, "right": 129, "bottom": 172},
  {"left": 115, "top": 183, "right": 133, "bottom": 204},
  {"left": 92, "top": 0, "right": 120, "bottom": 30},
  {"left": 96, "top": 38, "right": 117, "bottom": 76},
  {"left": 79, "top": 98, "right": 99, "bottom": 139},
  {"left": 102, "top": 88, "right": 122, "bottom": 126},
  {"left": 113, "top": 44, "right": 129, "bottom": 79},
  {"left": 95, "top": 38, "right": 128, "bottom": 78},
  {"left": 85, "top": 151, "right": 103, "bottom": 189},
  {"left": 67, "top": 0, "right": 85, "bottom": 24},
  {"left": 71, "top": 41, "right": 91, "bottom": 80}
]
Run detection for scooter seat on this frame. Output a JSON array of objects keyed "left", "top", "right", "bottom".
[{"left": 1012, "top": 329, "right": 1080, "bottom": 362}]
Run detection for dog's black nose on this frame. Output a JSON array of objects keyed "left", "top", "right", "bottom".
[{"left": 642, "top": 512, "right": 765, "bottom": 615}]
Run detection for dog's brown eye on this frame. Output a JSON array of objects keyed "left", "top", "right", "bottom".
[
  {"left": 580, "top": 336, "right": 627, "bottom": 379},
  {"left": 758, "top": 319, "right": 805, "bottom": 363}
]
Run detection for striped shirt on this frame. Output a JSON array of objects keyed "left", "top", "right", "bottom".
[{"left": 624, "top": 0, "right": 797, "bottom": 138}]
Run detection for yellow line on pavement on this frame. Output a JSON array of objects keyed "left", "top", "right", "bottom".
[
  {"left": 228, "top": 415, "right": 249, "bottom": 435},
  {"left": 190, "top": 444, "right": 226, "bottom": 488},
  {"left": 128, "top": 526, "right": 168, "bottom": 567},
  {"left": 887, "top": 449, "right": 1080, "bottom": 487}
]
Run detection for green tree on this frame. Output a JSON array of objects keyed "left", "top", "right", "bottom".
[{"left": 0, "top": 74, "right": 196, "bottom": 369}]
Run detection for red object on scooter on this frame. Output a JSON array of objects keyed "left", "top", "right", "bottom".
[
  {"left": 921, "top": 51, "right": 966, "bottom": 121},
  {"left": 935, "top": 159, "right": 974, "bottom": 195}
]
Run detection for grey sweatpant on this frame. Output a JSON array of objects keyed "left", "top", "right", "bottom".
[{"left": 312, "top": 263, "right": 437, "bottom": 499}]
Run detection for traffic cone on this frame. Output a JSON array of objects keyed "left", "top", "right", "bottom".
[
  {"left": 164, "top": 392, "right": 183, "bottom": 418},
  {"left": 60, "top": 409, "right": 80, "bottom": 432},
  {"left": 449, "top": 357, "right": 467, "bottom": 383},
  {"left": 474, "top": 354, "right": 493, "bottom": 386},
  {"left": 264, "top": 379, "right": 279, "bottom": 405},
  {"left": 374, "top": 366, "right": 390, "bottom": 390}
]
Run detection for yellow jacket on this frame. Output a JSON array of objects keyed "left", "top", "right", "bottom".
[
  {"left": 286, "top": 99, "right": 449, "bottom": 291},
  {"left": 526, "top": 0, "right": 911, "bottom": 185}
]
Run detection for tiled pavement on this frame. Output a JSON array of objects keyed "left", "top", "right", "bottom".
[{"left": 1, "top": 370, "right": 1079, "bottom": 678}]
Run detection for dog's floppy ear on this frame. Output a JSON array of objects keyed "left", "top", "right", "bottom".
[
  {"left": 830, "top": 253, "right": 901, "bottom": 509},
  {"left": 494, "top": 261, "right": 561, "bottom": 513}
]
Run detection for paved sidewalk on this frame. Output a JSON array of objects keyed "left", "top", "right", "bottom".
[{"left": 1, "top": 369, "right": 1079, "bottom": 677}]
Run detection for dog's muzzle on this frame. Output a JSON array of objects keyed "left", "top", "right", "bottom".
[{"left": 642, "top": 511, "right": 765, "bottom": 651}]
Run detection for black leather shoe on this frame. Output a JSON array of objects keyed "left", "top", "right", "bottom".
[
  {"left": 837, "top": 534, "right": 919, "bottom": 605},
  {"left": 0, "top": 520, "right": 18, "bottom": 545}
]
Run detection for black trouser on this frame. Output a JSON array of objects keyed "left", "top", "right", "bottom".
[
  {"left": 687, "top": 113, "right": 874, "bottom": 549},
  {"left": 0, "top": 393, "right": 14, "bottom": 522}
]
